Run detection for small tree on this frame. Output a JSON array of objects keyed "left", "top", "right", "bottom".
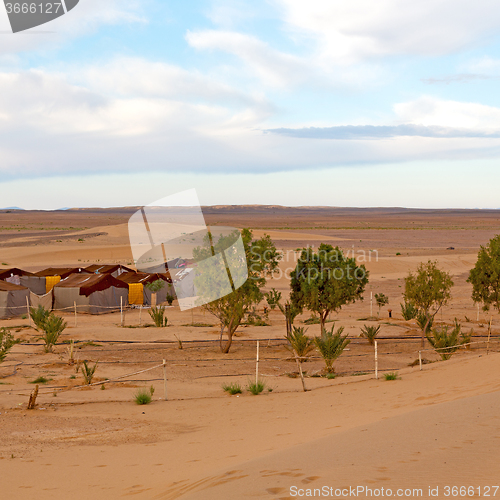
[
  {"left": 194, "top": 229, "right": 281, "bottom": 353},
  {"left": 278, "top": 300, "right": 302, "bottom": 338},
  {"left": 404, "top": 261, "right": 453, "bottom": 347},
  {"left": 30, "top": 305, "right": 51, "bottom": 331},
  {"left": 290, "top": 244, "right": 369, "bottom": 331},
  {"left": 0, "top": 328, "right": 20, "bottom": 363},
  {"left": 286, "top": 326, "right": 315, "bottom": 360},
  {"left": 468, "top": 234, "right": 500, "bottom": 313},
  {"left": 37, "top": 313, "right": 67, "bottom": 353},
  {"left": 314, "top": 324, "right": 350, "bottom": 374},
  {"left": 375, "top": 293, "right": 389, "bottom": 318},
  {"left": 145, "top": 279, "right": 165, "bottom": 306},
  {"left": 264, "top": 288, "right": 282, "bottom": 310}
]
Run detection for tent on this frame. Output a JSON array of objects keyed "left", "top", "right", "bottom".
[
  {"left": 0, "top": 281, "right": 30, "bottom": 319},
  {"left": 85, "top": 264, "right": 135, "bottom": 278},
  {"left": 53, "top": 273, "right": 129, "bottom": 315},
  {"left": 0, "top": 268, "right": 47, "bottom": 296},
  {"left": 0, "top": 268, "right": 34, "bottom": 285},
  {"left": 34, "top": 267, "right": 91, "bottom": 293},
  {"left": 117, "top": 272, "right": 173, "bottom": 306}
]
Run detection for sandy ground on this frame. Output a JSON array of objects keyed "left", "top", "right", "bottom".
[{"left": 1, "top": 207, "right": 500, "bottom": 499}]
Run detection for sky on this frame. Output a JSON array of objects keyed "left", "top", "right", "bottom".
[{"left": 1, "top": 0, "right": 500, "bottom": 209}]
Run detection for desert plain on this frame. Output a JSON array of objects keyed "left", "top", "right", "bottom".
[{"left": 0, "top": 206, "right": 499, "bottom": 499}]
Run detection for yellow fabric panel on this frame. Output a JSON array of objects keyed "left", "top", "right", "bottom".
[
  {"left": 128, "top": 283, "right": 144, "bottom": 305},
  {"left": 45, "top": 276, "right": 61, "bottom": 294}
]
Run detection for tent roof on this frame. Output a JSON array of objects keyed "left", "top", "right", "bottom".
[
  {"left": 117, "top": 271, "right": 172, "bottom": 285},
  {"left": 54, "top": 273, "right": 128, "bottom": 297},
  {"left": 34, "top": 267, "right": 90, "bottom": 279},
  {"left": 0, "top": 268, "right": 35, "bottom": 280},
  {"left": 85, "top": 264, "right": 135, "bottom": 274},
  {"left": 0, "top": 280, "right": 28, "bottom": 292}
]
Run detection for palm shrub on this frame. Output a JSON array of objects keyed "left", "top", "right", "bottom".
[
  {"left": 149, "top": 305, "right": 168, "bottom": 327},
  {"left": 426, "top": 321, "right": 462, "bottom": 360},
  {"left": 38, "top": 314, "right": 67, "bottom": 353},
  {"left": 134, "top": 388, "right": 152, "bottom": 405},
  {"left": 314, "top": 324, "right": 350, "bottom": 373},
  {"left": 360, "top": 324, "right": 381, "bottom": 345},
  {"left": 416, "top": 311, "right": 433, "bottom": 334},
  {"left": 0, "top": 328, "right": 20, "bottom": 363},
  {"left": 222, "top": 382, "right": 242, "bottom": 395},
  {"left": 286, "top": 326, "right": 315, "bottom": 360},
  {"left": 81, "top": 360, "right": 98, "bottom": 384},
  {"left": 30, "top": 305, "right": 52, "bottom": 330},
  {"left": 247, "top": 380, "right": 265, "bottom": 395},
  {"left": 264, "top": 288, "right": 282, "bottom": 310},
  {"left": 400, "top": 301, "right": 418, "bottom": 321}
]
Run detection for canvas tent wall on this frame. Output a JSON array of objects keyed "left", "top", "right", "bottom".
[
  {"left": 0, "top": 268, "right": 33, "bottom": 285},
  {"left": 117, "top": 272, "right": 173, "bottom": 306},
  {"left": 0, "top": 268, "right": 46, "bottom": 297},
  {"left": 0, "top": 281, "right": 29, "bottom": 319},
  {"left": 85, "top": 264, "right": 135, "bottom": 278},
  {"left": 53, "top": 273, "right": 129, "bottom": 315},
  {"left": 34, "top": 268, "right": 91, "bottom": 294}
]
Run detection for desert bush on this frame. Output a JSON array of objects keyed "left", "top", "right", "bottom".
[
  {"left": 360, "top": 324, "right": 381, "bottom": 345},
  {"left": 286, "top": 326, "right": 315, "bottom": 360},
  {"left": 326, "top": 373, "right": 336, "bottom": 379},
  {"left": 29, "top": 305, "right": 52, "bottom": 331},
  {"left": 149, "top": 305, "right": 168, "bottom": 327},
  {"left": 400, "top": 301, "right": 418, "bottom": 321},
  {"left": 384, "top": 372, "right": 398, "bottom": 380},
  {"left": 247, "top": 380, "right": 265, "bottom": 395},
  {"left": 81, "top": 360, "right": 98, "bottom": 384},
  {"left": 134, "top": 388, "right": 152, "bottom": 405},
  {"left": 416, "top": 311, "right": 433, "bottom": 334},
  {"left": 314, "top": 324, "right": 350, "bottom": 374},
  {"left": 0, "top": 328, "right": 20, "bottom": 363},
  {"left": 375, "top": 293, "right": 389, "bottom": 317},
  {"left": 245, "top": 308, "right": 270, "bottom": 326},
  {"left": 166, "top": 294, "right": 175, "bottom": 306},
  {"left": 264, "top": 288, "right": 282, "bottom": 310},
  {"left": 37, "top": 314, "right": 67, "bottom": 353},
  {"left": 30, "top": 376, "right": 51, "bottom": 384},
  {"left": 426, "top": 321, "right": 462, "bottom": 360},
  {"left": 222, "top": 382, "right": 242, "bottom": 395}
]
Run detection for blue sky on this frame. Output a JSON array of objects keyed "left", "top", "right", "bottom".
[{"left": 1, "top": 0, "right": 500, "bottom": 209}]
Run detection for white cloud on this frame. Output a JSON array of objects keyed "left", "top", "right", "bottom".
[
  {"left": 274, "top": 0, "right": 500, "bottom": 63},
  {"left": 394, "top": 96, "right": 500, "bottom": 130}
]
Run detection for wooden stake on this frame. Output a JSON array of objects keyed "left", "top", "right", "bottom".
[
  {"left": 27, "top": 384, "right": 38, "bottom": 410},
  {"left": 370, "top": 292, "right": 373, "bottom": 318},
  {"left": 255, "top": 340, "right": 260, "bottom": 385},
  {"left": 120, "top": 296, "right": 124, "bottom": 327},
  {"left": 487, "top": 316, "right": 492, "bottom": 355},
  {"left": 419, "top": 350, "right": 422, "bottom": 371},
  {"left": 139, "top": 305, "right": 142, "bottom": 326},
  {"left": 26, "top": 296, "right": 31, "bottom": 327},
  {"left": 374, "top": 340, "right": 378, "bottom": 380},
  {"left": 162, "top": 359, "right": 167, "bottom": 401},
  {"left": 74, "top": 301, "right": 77, "bottom": 328}
]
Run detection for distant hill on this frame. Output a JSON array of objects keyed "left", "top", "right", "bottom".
[{"left": 1, "top": 207, "right": 24, "bottom": 210}]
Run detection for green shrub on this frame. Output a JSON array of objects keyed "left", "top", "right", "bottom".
[
  {"left": 222, "top": 382, "right": 242, "bottom": 395},
  {"left": 145, "top": 279, "right": 165, "bottom": 294},
  {"left": 166, "top": 294, "right": 175, "bottom": 306},
  {"left": 30, "top": 376, "right": 51, "bottom": 384},
  {"left": 29, "top": 305, "right": 52, "bottom": 331},
  {"left": 286, "top": 326, "right": 315, "bottom": 360},
  {"left": 0, "top": 328, "right": 20, "bottom": 363},
  {"left": 81, "top": 360, "right": 98, "bottom": 384},
  {"left": 247, "top": 380, "right": 265, "bottom": 395},
  {"left": 400, "top": 301, "right": 418, "bottom": 321},
  {"left": 314, "top": 324, "right": 350, "bottom": 374},
  {"left": 149, "top": 305, "right": 168, "bottom": 327},
  {"left": 264, "top": 288, "right": 282, "bottom": 310},
  {"left": 37, "top": 314, "right": 67, "bottom": 353},
  {"left": 375, "top": 293, "right": 389, "bottom": 317},
  {"left": 134, "top": 388, "right": 152, "bottom": 405},
  {"left": 326, "top": 373, "right": 336, "bottom": 379},
  {"left": 384, "top": 372, "right": 398, "bottom": 380},
  {"left": 426, "top": 321, "right": 462, "bottom": 360},
  {"left": 360, "top": 324, "right": 381, "bottom": 345}
]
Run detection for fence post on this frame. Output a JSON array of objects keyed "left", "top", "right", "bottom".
[
  {"left": 370, "top": 292, "right": 373, "bottom": 318},
  {"left": 120, "top": 296, "right": 124, "bottom": 327},
  {"left": 256, "top": 340, "right": 260, "bottom": 385},
  {"left": 419, "top": 350, "right": 422, "bottom": 371},
  {"left": 374, "top": 340, "right": 378, "bottom": 380},
  {"left": 163, "top": 359, "right": 167, "bottom": 401},
  {"left": 139, "top": 305, "right": 142, "bottom": 326},
  {"left": 26, "top": 296, "right": 31, "bottom": 327},
  {"left": 74, "top": 301, "right": 77, "bottom": 328}
]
